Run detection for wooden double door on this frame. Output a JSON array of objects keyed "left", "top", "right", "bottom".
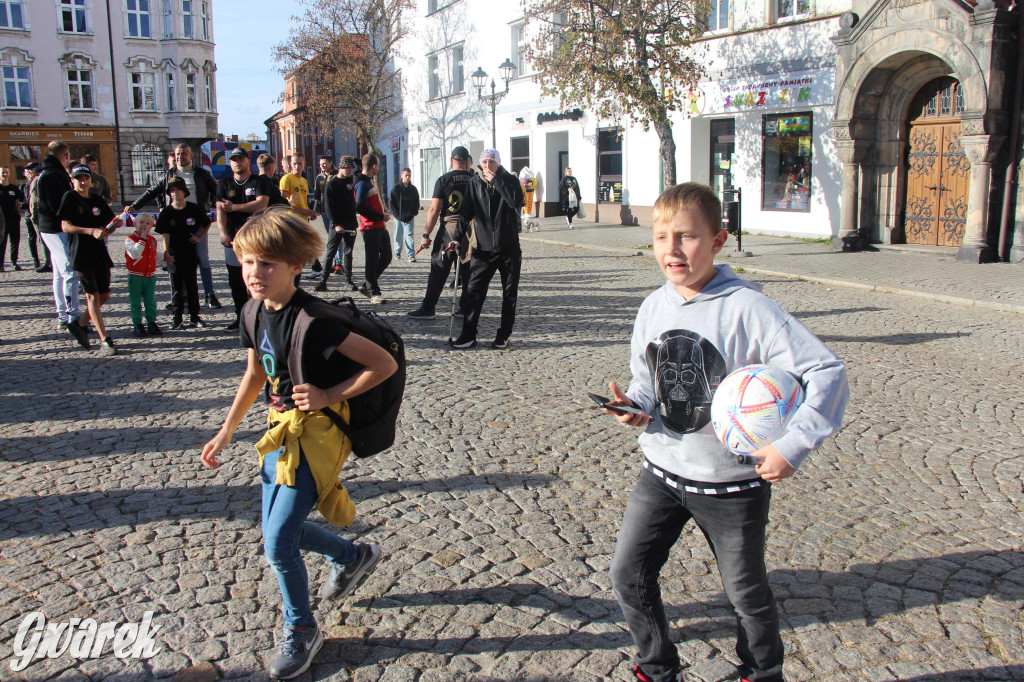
[{"left": 904, "top": 120, "right": 970, "bottom": 246}]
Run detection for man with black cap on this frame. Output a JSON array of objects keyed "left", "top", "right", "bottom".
[
  {"left": 406, "top": 145, "right": 474, "bottom": 320},
  {"left": 448, "top": 148, "right": 524, "bottom": 349},
  {"left": 315, "top": 155, "right": 359, "bottom": 292},
  {"left": 215, "top": 147, "right": 270, "bottom": 330}
]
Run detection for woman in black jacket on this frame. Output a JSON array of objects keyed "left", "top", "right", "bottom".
[{"left": 558, "top": 167, "right": 582, "bottom": 229}]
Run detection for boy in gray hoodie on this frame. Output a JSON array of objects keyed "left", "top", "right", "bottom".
[{"left": 605, "top": 183, "right": 849, "bottom": 682}]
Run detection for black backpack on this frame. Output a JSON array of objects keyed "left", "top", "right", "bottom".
[{"left": 241, "top": 292, "right": 406, "bottom": 458}]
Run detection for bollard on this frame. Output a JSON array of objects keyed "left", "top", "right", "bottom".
[{"left": 722, "top": 186, "right": 752, "bottom": 258}]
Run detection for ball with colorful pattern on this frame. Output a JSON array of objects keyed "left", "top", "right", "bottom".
[{"left": 710, "top": 365, "right": 805, "bottom": 456}]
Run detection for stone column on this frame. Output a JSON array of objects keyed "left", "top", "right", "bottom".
[
  {"left": 833, "top": 138, "right": 868, "bottom": 251},
  {"left": 959, "top": 134, "right": 999, "bottom": 263}
]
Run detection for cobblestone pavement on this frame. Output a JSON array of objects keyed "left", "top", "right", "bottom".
[
  {"left": 1, "top": 235, "right": 1022, "bottom": 681},
  {"left": 521, "top": 218, "right": 1024, "bottom": 314}
]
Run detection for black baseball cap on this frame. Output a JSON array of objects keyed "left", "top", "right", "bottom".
[
  {"left": 227, "top": 147, "right": 249, "bottom": 160},
  {"left": 70, "top": 164, "right": 91, "bottom": 178},
  {"left": 451, "top": 146, "right": 469, "bottom": 161}
]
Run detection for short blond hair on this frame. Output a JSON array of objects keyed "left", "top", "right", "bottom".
[
  {"left": 233, "top": 207, "right": 324, "bottom": 267},
  {"left": 256, "top": 153, "right": 275, "bottom": 170},
  {"left": 651, "top": 182, "right": 723, "bottom": 233},
  {"left": 134, "top": 212, "right": 155, "bottom": 227}
]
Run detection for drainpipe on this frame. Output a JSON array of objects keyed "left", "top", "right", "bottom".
[
  {"left": 997, "top": 6, "right": 1024, "bottom": 261},
  {"left": 104, "top": 0, "right": 126, "bottom": 202}
]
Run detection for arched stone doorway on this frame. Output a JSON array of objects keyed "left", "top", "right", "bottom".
[
  {"left": 829, "top": 6, "right": 1015, "bottom": 262},
  {"left": 904, "top": 77, "right": 970, "bottom": 247}
]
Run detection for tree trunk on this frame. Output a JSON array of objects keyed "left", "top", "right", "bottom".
[{"left": 655, "top": 117, "right": 676, "bottom": 189}]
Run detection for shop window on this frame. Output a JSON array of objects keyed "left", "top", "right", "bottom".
[
  {"left": 60, "top": 0, "right": 88, "bottom": 33},
  {"left": 2, "top": 64, "right": 31, "bottom": 108},
  {"left": 776, "top": 0, "right": 809, "bottom": 20},
  {"left": 510, "top": 136, "right": 529, "bottom": 175},
  {"left": 704, "top": 0, "right": 728, "bottom": 32},
  {"left": 130, "top": 71, "right": 156, "bottom": 111},
  {"left": 710, "top": 118, "right": 735, "bottom": 202},
  {"left": 762, "top": 112, "right": 812, "bottom": 212},
  {"left": 131, "top": 143, "right": 164, "bottom": 186},
  {"left": 598, "top": 127, "right": 623, "bottom": 203},
  {"left": 0, "top": 1, "right": 25, "bottom": 29},
  {"left": 67, "top": 69, "right": 94, "bottom": 110},
  {"left": 126, "top": 0, "right": 151, "bottom": 37}
]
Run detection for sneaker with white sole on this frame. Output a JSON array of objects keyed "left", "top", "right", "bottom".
[
  {"left": 319, "top": 542, "right": 382, "bottom": 601},
  {"left": 369, "top": 294, "right": 386, "bottom": 304},
  {"left": 407, "top": 307, "right": 435, "bottom": 320},
  {"left": 268, "top": 624, "right": 324, "bottom": 680},
  {"left": 450, "top": 334, "right": 477, "bottom": 349}
]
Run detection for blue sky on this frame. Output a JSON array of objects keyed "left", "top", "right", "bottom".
[{"left": 213, "top": 0, "right": 301, "bottom": 138}]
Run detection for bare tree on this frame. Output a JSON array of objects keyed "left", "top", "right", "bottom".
[
  {"left": 415, "top": 5, "right": 485, "bottom": 163},
  {"left": 273, "top": 0, "right": 413, "bottom": 164},
  {"left": 524, "top": 0, "right": 708, "bottom": 188}
]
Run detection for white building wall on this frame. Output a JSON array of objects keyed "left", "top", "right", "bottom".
[{"left": 386, "top": 0, "right": 851, "bottom": 238}]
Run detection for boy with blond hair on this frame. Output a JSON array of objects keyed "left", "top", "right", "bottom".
[
  {"left": 124, "top": 212, "right": 172, "bottom": 337},
  {"left": 200, "top": 208, "right": 396, "bottom": 680},
  {"left": 604, "top": 183, "right": 849, "bottom": 682}
]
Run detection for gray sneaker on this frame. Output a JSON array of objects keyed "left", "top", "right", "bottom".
[
  {"left": 100, "top": 337, "right": 117, "bottom": 356},
  {"left": 319, "top": 542, "right": 382, "bottom": 601},
  {"left": 268, "top": 623, "right": 323, "bottom": 680}
]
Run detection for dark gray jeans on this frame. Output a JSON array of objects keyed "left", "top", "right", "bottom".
[{"left": 609, "top": 465, "right": 783, "bottom": 681}]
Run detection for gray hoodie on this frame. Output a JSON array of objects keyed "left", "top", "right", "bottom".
[{"left": 626, "top": 264, "right": 849, "bottom": 483}]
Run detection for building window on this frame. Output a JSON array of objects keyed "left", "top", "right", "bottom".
[
  {"left": 164, "top": 70, "right": 175, "bottom": 110},
  {"left": 510, "top": 136, "right": 529, "bottom": 175},
  {"left": 199, "top": 0, "right": 208, "bottom": 39},
  {"left": 451, "top": 45, "right": 464, "bottom": 94},
  {"left": 705, "top": 0, "right": 728, "bottom": 31},
  {"left": 185, "top": 71, "right": 197, "bottom": 110},
  {"left": 776, "top": 0, "right": 809, "bottom": 20},
  {"left": 598, "top": 127, "right": 623, "bottom": 202},
  {"left": 126, "top": 0, "right": 151, "bottom": 37},
  {"left": 421, "top": 147, "right": 442, "bottom": 194},
  {"left": 181, "top": 0, "right": 192, "bottom": 38},
  {"left": 762, "top": 112, "right": 812, "bottom": 212},
  {"left": 67, "top": 69, "right": 93, "bottom": 110},
  {"left": 131, "top": 142, "right": 164, "bottom": 186},
  {"left": 130, "top": 71, "right": 155, "bottom": 110},
  {"left": 510, "top": 22, "right": 527, "bottom": 75},
  {"left": 61, "top": 0, "right": 88, "bottom": 33},
  {"left": 204, "top": 72, "right": 212, "bottom": 110},
  {"left": 428, "top": 54, "right": 439, "bottom": 100},
  {"left": 2, "top": 64, "right": 31, "bottom": 108},
  {"left": 910, "top": 77, "right": 965, "bottom": 120},
  {"left": 161, "top": 0, "right": 172, "bottom": 37},
  {"left": 0, "top": 1, "right": 25, "bottom": 29}
]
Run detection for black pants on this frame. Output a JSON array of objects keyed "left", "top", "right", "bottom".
[
  {"left": 459, "top": 249, "right": 522, "bottom": 341},
  {"left": 321, "top": 228, "right": 357, "bottom": 285},
  {"left": 171, "top": 261, "right": 201, "bottom": 319},
  {"left": 565, "top": 206, "right": 579, "bottom": 223},
  {"left": 226, "top": 264, "right": 249, "bottom": 320},
  {"left": 362, "top": 228, "right": 392, "bottom": 295},
  {"left": 24, "top": 216, "right": 42, "bottom": 266},
  {"left": 0, "top": 217, "right": 20, "bottom": 266},
  {"left": 420, "top": 229, "right": 468, "bottom": 312}
]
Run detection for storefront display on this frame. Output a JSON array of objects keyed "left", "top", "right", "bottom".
[{"left": 761, "top": 112, "right": 812, "bottom": 212}]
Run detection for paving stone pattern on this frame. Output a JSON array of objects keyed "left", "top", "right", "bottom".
[{"left": 0, "top": 235, "right": 1022, "bottom": 681}]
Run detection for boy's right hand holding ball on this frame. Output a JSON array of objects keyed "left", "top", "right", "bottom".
[{"left": 607, "top": 382, "right": 650, "bottom": 427}]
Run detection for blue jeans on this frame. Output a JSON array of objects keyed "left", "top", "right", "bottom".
[
  {"left": 40, "top": 232, "right": 79, "bottom": 323},
  {"left": 261, "top": 448, "right": 358, "bottom": 627},
  {"left": 393, "top": 219, "right": 415, "bottom": 258},
  {"left": 609, "top": 465, "right": 783, "bottom": 680}
]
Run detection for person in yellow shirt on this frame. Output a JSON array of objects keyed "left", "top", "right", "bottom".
[{"left": 280, "top": 153, "right": 322, "bottom": 277}]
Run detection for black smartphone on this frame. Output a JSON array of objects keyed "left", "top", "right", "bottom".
[{"left": 588, "top": 392, "right": 647, "bottom": 417}]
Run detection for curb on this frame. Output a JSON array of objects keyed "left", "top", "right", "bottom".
[{"left": 520, "top": 235, "right": 1024, "bottom": 316}]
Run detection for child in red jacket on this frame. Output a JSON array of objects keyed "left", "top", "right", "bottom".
[{"left": 125, "top": 212, "right": 172, "bottom": 337}]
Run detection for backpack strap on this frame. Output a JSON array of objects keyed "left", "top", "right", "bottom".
[{"left": 240, "top": 298, "right": 262, "bottom": 349}]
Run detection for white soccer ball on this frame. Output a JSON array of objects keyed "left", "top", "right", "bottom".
[{"left": 710, "top": 365, "right": 805, "bottom": 456}]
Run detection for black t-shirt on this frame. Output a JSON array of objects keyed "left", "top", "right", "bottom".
[
  {"left": 240, "top": 291, "right": 352, "bottom": 412},
  {"left": 0, "top": 183, "right": 24, "bottom": 225},
  {"left": 215, "top": 173, "right": 270, "bottom": 238},
  {"left": 265, "top": 173, "right": 290, "bottom": 207},
  {"left": 432, "top": 169, "right": 473, "bottom": 239},
  {"left": 156, "top": 203, "right": 210, "bottom": 266},
  {"left": 57, "top": 190, "right": 115, "bottom": 270}
]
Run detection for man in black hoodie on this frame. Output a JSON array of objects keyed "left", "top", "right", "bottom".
[
  {"left": 448, "top": 148, "right": 524, "bottom": 349},
  {"left": 315, "top": 156, "right": 359, "bottom": 292},
  {"left": 388, "top": 168, "right": 420, "bottom": 262},
  {"left": 36, "top": 141, "right": 84, "bottom": 340}
]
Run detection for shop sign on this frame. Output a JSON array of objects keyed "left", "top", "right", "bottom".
[
  {"left": 0, "top": 126, "right": 117, "bottom": 143},
  {"left": 698, "top": 68, "right": 834, "bottom": 115},
  {"left": 536, "top": 109, "right": 584, "bottom": 125}
]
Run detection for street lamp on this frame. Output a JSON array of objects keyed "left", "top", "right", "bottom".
[{"left": 473, "top": 58, "right": 518, "bottom": 148}]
